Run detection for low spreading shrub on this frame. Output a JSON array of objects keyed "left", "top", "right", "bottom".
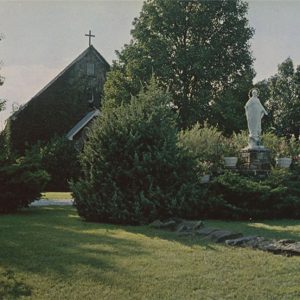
[{"left": 205, "top": 169, "right": 300, "bottom": 220}]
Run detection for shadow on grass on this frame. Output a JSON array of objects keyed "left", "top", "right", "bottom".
[
  {"left": 1, "top": 205, "right": 300, "bottom": 299},
  {"left": 20, "top": 206, "right": 300, "bottom": 246},
  {"left": 0, "top": 207, "right": 147, "bottom": 285}
]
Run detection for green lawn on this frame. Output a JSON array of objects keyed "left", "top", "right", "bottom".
[
  {"left": 1, "top": 206, "right": 300, "bottom": 299},
  {"left": 41, "top": 192, "right": 72, "bottom": 200}
]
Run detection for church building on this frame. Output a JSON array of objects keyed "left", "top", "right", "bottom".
[{"left": 8, "top": 32, "right": 110, "bottom": 153}]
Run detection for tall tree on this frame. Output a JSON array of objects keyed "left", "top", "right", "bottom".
[
  {"left": 104, "top": 0, "right": 255, "bottom": 131},
  {"left": 0, "top": 34, "right": 7, "bottom": 157},
  {"left": 0, "top": 34, "right": 5, "bottom": 111},
  {"left": 260, "top": 58, "right": 300, "bottom": 138}
]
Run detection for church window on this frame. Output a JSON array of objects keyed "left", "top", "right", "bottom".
[{"left": 87, "top": 63, "right": 95, "bottom": 76}]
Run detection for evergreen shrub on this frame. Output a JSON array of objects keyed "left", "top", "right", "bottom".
[
  {"left": 71, "top": 81, "right": 202, "bottom": 224},
  {"left": 207, "top": 169, "right": 300, "bottom": 220},
  {"left": 0, "top": 154, "right": 49, "bottom": 213},
  {"left": 39, "top": 136, "right": 80, "bottom": 191}
]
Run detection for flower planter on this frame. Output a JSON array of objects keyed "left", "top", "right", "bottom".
[
  {"left": 200, "top": 174, "right": 210, "bottom": 184},
  {"left": 276, "top": 157, "right": 292, "bottom": 168},
  {"left": 224, "top": 157, "right": 238, "bottom": 168}
]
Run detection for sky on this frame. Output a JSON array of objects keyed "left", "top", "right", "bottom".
[{"left": 1, "top": 0, "right": 300, "bottom": 128}]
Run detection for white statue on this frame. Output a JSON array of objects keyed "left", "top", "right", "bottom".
[{"left": 245, "top": 88, "right": 268, "bottom": 149}]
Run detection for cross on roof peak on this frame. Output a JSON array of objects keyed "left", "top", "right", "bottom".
[{"left": 85, "top": 30, "right": 95, "bottom": 46}]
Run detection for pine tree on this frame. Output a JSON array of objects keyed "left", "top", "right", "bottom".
[{"left": 71, "top": 80, "right": 200, "bottom": 224}]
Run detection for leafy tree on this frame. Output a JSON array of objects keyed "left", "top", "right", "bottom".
[
  {"left": 0, "top": 35, "right": 7, "bottom": 157},
  {"left": 104, "top": 0, "right": 255, "bottom": 132},
  {"left": 292, "top": 66, "right": 300, "bottom": 136},
  {"left": 0, "top": 34, "right": 5, "bottom": 111},
  {"left": 258, "top": 58, "right": 300, "bottom": 138},
  {"left": 71, "top": 80, "right": 201, "bottom": 224}
]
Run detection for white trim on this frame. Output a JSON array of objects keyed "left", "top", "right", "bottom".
[{"left": 66, "top": 109, "right": 100, "bottom": 141}]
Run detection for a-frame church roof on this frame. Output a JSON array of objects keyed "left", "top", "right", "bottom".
[
  {"left": 32, "top": 45, "right": 109, "bottom": 100},
  {"left": 12, "top": 45, "right": 109, "bottom": 119},
  {"left": 8, "top": 42, "right": 110, "bottom": 153}
]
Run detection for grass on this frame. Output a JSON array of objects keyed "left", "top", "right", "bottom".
[
  {"left": 1, "top": 206, "right": 300, "bottom": 299},
  {"left": 41, "top": 192, "right": 72, "bottom": 200}
]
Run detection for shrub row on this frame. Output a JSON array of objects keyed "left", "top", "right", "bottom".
[
  {"left": 205, "top": 169, "right": 300, "bottom": 220},
  {"left": 179, "top": 124, "right": 300, "bottom": 175},
  {"left": 71, "top": 81, "right": 300, "bottom": 224}
]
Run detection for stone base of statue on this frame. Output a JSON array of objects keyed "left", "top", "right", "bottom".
[{"left": 239, "top": 146, "right": 271, "bottom": 177}]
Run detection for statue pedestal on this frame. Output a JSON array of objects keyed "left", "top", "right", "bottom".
[{"left": 239, "top": 147, "right": 271, "bottom": 177}]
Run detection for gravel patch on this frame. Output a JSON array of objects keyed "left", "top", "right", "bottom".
[{"left": 30, "top": 199, "right": 74, "bottom": 207}]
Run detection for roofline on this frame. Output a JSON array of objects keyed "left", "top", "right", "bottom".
[
  {"left": 90, "top": 45, "right": 110, "bottom": 69},
  {"left": 32, "top": 45, "right": 110, "bottom": 100},
  {"left": 10, "top": 45, "right": 110, "bottom": 119}
]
